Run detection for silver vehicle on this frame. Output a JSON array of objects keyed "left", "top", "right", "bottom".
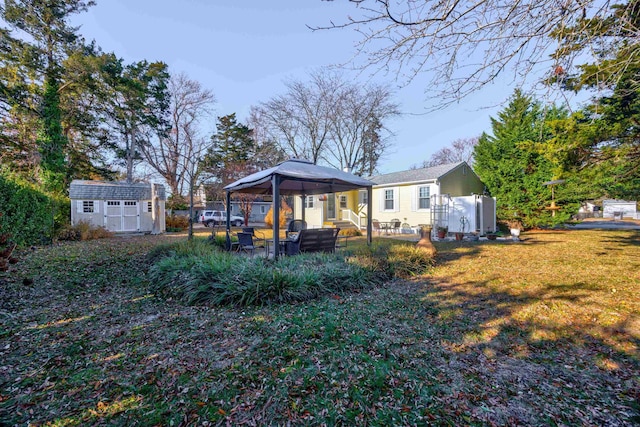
[{"left": 200, "top": 210, "right": 244, "bottom": 227}]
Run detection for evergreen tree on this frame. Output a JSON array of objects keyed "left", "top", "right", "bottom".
[
  {"left": 474, "top": 90, "right": 570, "bottom": 227},
  {"left": 0, "top": 0, "right": 95, "bottom": 192}
]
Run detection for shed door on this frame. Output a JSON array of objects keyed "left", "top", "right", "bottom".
[
  {"left": 105, "top": 201, "right": 123, "bottom": 231},
  {"left": 104, "top": 200, "right": 140, "bottom": 232},
  {"left": 122, "top": 201, "right": 139, "bottom": 231}
]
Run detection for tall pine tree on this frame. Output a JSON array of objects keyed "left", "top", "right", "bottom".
[{"left": 474, "top": 90, "right": 569, "bottom": 227}]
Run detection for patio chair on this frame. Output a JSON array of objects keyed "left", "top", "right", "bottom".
[
  {"left": 286, "top": 219, "right": 307, "bottom": 239},
  {"left": 389, "top": 218, "right": 401, "bottom": 234},
  {"left": 242, "top": 227, "right": 266, "bottom": 248},
  {"left": 372, "top": 219, "right": 383, "bottom": 236},
  {"left": 236, "top": 232, "right": 262, "bottom": 256}
]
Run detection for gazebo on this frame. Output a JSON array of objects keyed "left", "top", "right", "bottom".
[{"left": 223, "top": 159, "right": 374, "bottom": 258}]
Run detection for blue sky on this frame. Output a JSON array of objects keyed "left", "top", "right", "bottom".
[{"left": 73, "top": 0, "right": 526, "bottom": 173}]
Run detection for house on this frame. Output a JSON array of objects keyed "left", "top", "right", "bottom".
[
  {"left": 70, "top": 180, "right": 166, "bottom": 233},
  {"left": 294, "top": 162, "right": 496, "bottom": 234}
]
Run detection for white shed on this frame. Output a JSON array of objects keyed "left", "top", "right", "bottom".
[
  {"left": 69, "top": 180, "right": 166, "bottom": 233},
  {"left": 602, "top": 199, "right": 637, "bottom": 219},
  {"left": 435, "top": 194, "right": 497, "bottom": 234}
]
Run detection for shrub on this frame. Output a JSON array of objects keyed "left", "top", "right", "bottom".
[
  {"left": 264, "top": 206, "right": 288, "bottom": 228},
  {"left": 148, "top": 240, "right": 380, "bottom": 306},
  {"left": 0, "top": 211, "right": 17, "bottom": 271},
  {"left": 339, "top": 228, "right": 362, "bottom": 237},
  {"left": 0, "top": 170, "right": 56, "bottom": 246},
  {"left": 386, "top": 244, "right": 435, "bottom": 278},
  {"left": 149, "top": 237, "right": 435, "bottom": 307},
  {"left": 165, "top": 214, "right": 189, "bottom": 231},
  {"left": 57, "top": 220, "right": 113, "bottom": 241}
]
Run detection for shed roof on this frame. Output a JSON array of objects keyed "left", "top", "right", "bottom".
[
  {"left": 224, "top": 159, "right": 373, "bottom": 195},
  {"left": 369, "top": 162, "right": 466, "bottom": 186},
  {"left": 70, "top": 180, "right": 166, "bottom": 201}
]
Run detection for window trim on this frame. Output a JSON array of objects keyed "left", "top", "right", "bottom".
[
  {"left": 418, "top": 185, "right": 431, "bottom": 210},
  {"left": 305, "top": 195, "right": 314, "bottom": 209},
  {"left": 379, "top": 187, "right": 399, "bottom": 212},
  {"left": 339, "top": 195, "right": 347, "bottom": 209}
]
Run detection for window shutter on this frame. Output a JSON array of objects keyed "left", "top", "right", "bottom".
[
  {"left": 76, "top": 200, "right": 83, "bottom": 213},
  {"left": 378, "top": 189, "right": 385, "bottom": 212},
  {"left": 411, "top": 187, "right": 417, "bottom": 212},
  {"left": 394, "top": 187, "right": 400, "bottom": 212},
  {"left": 94, "top": 200, "right": 100, "bottom": 213}
]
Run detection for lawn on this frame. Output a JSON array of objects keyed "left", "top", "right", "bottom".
[{"left": 1, "top": 229, "right": 638, "bottom": 425}]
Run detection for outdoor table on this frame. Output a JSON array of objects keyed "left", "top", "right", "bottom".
[
  {"left": 379, "top": 222, "right": 394, "bottom": 235},
  {"left": 266, "top": 238, "right": 292, "bottom": 256}
]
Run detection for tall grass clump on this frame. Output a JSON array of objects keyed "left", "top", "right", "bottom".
[
  {"left": 148, "top": 244, "right": 380, "bottom": 306},
  {"left": 348, "top": 241, "right": 434, "bottom": 279}
]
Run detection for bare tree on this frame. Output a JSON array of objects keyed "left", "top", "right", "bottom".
[
  {"left": 254, "top": 69, "right": 397, "bottom": 173},
  {"left": 420, "top": 137, "right": 479, "bottom": 168},
  {"left": 317, "top": 0, "right": 631, "bottom": 108},
  {"left": 324, "top": 82, "right": 399, "bottom": 175},
  {"left": 140, "top": 72, "right": 216, "bottom": 198},
  {"left": 254, "top": 70, "right": 342, "bottom": 164}
]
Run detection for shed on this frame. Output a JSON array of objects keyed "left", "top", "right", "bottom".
[
  {"left": 69, "top": 180, "right": 166, "bottom": 233},
  {"left": 602, "top": 199, "right": 637, "bottom": 219}
]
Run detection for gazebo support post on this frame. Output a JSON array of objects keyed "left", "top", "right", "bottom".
[
  {"left": 367, "top": 186, "right": 373, "bottom": 245},
  {"left": 225, "top": 191, "right": 232, "bottom": 251},
  {"left": 272, "top": 174, "right": 281, "bottom": 259}
]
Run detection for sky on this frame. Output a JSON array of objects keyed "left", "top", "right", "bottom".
[{"left": 72, "top": 0, "right": 528, "bottom": 174}]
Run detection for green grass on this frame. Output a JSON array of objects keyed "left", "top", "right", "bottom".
[{"left": 0, "top": 229, "right": 638, "bottom": 425}]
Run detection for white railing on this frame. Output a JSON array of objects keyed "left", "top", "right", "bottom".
[{"left": 341, "top": 209, "right": 365, "bottom": 229}]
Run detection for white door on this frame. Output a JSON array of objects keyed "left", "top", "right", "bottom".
[
  {"left": 122, "top": 201, "right": 139, "bottom": 231},
  {"left": 105, "top": 200, "right": 122, "bottom": 231},
  {"left": 104, "top": 200, "right": 140, "bottom": 232}
]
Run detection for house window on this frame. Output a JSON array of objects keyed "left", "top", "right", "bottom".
[
  {"left": 260, "top": 205, "right": 267, "bottom": 214},
  {"left": 384, "top": 189, "right": 394, "bottom": 210},
  {"left": 418, "top": 186, "right": 430, "bottom": 209},
  {"left": 339, "top": 195, "right": 347, "bottom": 209},
  {"left": 107, "top": 201, "right": 120, "bottom": 206},
  {"left": 124, "top": 201, "right": 136, "bottom": 206},
  {"left": 305, "top": 196, "right": 314, "bottom": 209},
  {"left": 358, "top": 190, "right": 368, "bottom": 204},
  {"left": 147, "top": 201, "right": 153, "bottom": 212},
  {"left": 83, "top": 201, "right": 95, "bottom": 213}
]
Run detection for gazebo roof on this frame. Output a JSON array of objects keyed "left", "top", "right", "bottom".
[{"left": 224, "top": 159, "right": 373, "bottom": 195}]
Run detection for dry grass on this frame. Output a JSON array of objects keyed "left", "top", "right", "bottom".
[{"left": 0, "top": 228, "right": 638, "bottom": 425}]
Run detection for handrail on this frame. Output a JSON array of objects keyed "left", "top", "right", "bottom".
[{"left": 341, "top": 209, "right": 366, "bottom": 229}]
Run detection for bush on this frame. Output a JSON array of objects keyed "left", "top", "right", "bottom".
[
  {"left": 148, "top": 240, "right": 380, "bottom": 306},
  {"left": 264, "top": 206, "right": 288, "bottom": 228},
  {"left": 348, "top": 241, "right": 435, "bottom": 279},
  {"left": 149, "top": 237, "right": 436, "bottom": 307},
  {"left": 339, "top": 228, "right": 362, "bottom": 237},
  {"left": 165, "top": 214, "right": 189, "bottom": 231},
  {"left": 0, "top": 171, "right": 56, "bottom": 246},
  {"left": 57, "top": 220, "right": 113, "bottom": 241},
  {"left": 386, "top": 244, "right": 435, "bottom": 278}
]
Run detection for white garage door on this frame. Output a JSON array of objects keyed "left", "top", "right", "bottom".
[{"left": 104, "top": 200, "right": 140, "bottom": 232}]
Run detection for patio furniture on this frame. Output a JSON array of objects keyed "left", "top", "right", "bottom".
[
  {"left": 286, "top": 219, "right": 307, "bottom": 239},
  {"left": 242, "top": 227, "right": 266, "bottom": 248},
  {"left": 372, "top": 219, "right": 387, "bottom": 235},
  {"left": 285, "top": 228, "right": 340, "bottom": 255},
  {"left": 390, "top": 218, "right": 401, "bottom": 234},
  {"left": 236, "top": 232, "right": 263, "bottom": 256}
]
